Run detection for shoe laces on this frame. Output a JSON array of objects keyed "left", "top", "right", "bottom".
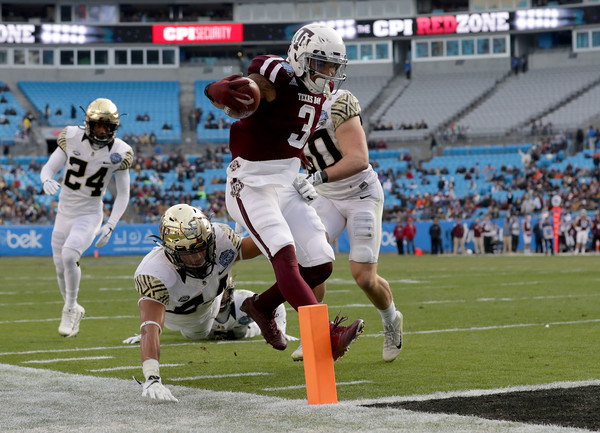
[{"left": 331, "top": 313, "right": 348, "bottom": 329}]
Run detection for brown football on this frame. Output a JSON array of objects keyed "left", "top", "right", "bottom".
[{"left": 224, "top": 78, "right": 261, "bottom": 119}]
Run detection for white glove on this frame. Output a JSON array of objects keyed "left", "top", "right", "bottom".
[
  {"left": 123, "top": 334, "right": 141, "bottom": 344},
  {"left": 142, "top": 376, "right": 178, "bottom": 402},
  {"left": 94, "top": 223, "right": 114, "bottom": 248},
  {"left": 293, "top": 174, "right": 318, "bottom": 203},
  {"left": 43, "top": 179, "right": 60, "bottom": 195}
]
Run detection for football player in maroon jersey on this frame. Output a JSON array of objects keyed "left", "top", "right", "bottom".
[{"left": 204, "top": 23, "right": 364, "bottom": 360}]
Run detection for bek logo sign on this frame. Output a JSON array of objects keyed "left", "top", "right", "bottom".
[{"left": 4, "top": 230, "right": 42, "bottom": 249}]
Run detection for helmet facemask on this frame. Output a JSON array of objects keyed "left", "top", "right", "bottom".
[
  {"left": 159, "top": 204, "right": 216, "bottom": 280},
  {"left": 84, "top": 98, "right": 120, "bottom": 149},
  {"left": 287, "top": 24, "right": 348, "bottom": 98},
  {"left": 300, "top": 52, "right": 347, "bottom": 97}
]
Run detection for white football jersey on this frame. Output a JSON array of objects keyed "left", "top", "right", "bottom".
[
  {"left": 304, "top": 90, "right": 379, "bottom": 200},
  {"left": 134, "top": 223, "right": 242, "bottom": 316},
  {"left": 56, "top": 126, "right": 133, "bottom": 216}
]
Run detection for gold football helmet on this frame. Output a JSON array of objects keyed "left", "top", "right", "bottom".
[
  {"left": 159, "top": 204, "right": 216, "bottom": 279},
  {"left": 84, "top": 98, "right": 120, "bottom": 148}
]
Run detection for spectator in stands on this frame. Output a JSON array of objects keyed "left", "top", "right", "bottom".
[
  {"left": 452, "top": 218, "right": 465, "bottom": 254},
  {"left": 161, "top": 121, "right": 172, "bottom": 130},
  {"left": 429, "top": 218, "right": 443, "bottom": 255},
  {"left": 143, "top": 112, "right": 150, "bottom": 121},
  {"left": 149, "top": 131, "right": 157, "bottom": 145},
  {"left": 542, "top": 215, "right": 554, "bottom": 255},
  {"left": 522, "top": 214, "right": 533, "bottom": 255},
  {"left": 44, "top": 103, "right": 50, "bottom": 119},
  {"left": 587, "top": 125, "right": 596, "bottom": 150},
  {"left": 55, "top": 107, "right": 62, "bottom": 116},
  {"left": 470, "top": 218, "right": 484, "bottom": 255},
  {"left": 591, "top": 212, "right": 600, "bottom": 253},
  {"left": 510, "top": 215, "right": 520, "bottom": 252},
  {"left": 0, "top": 94, "right": 6, "bottom": 103},
  {"left": 70, "top": 104, "right": 77, "bottom": 119},
  {"left": 533, "top": 217, "right": 544, "bottom": 253},
  {"left": 511, "top": 56, "right": 520, "bottom": 75},
  {"left": 393, "top": 220, "right": 404, "bottom": 255},
  {"left": 188, "top": 108, "right": 197, "bottom": 131},
  {"left": 501, "top": 216, "right": 512, "bottom": 254},
  {"left": 520, "top": 54, "right": 528, "bottom": 73},
  {"left": 402, "top": 218, "right": 417, "bottom": 254},
  {"left": 482, "top": 214, "right": 495, "bottom": 254}
]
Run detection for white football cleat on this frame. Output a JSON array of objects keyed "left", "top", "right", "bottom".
[
  {"left": 382, "top": 311, "right": 403, "bottom": 362},
  {"left": 291, "top": 342, "right": 303, "bottom": 362},
  {"left": 58, "top": 304, "right": 85, "bottom": 337}
]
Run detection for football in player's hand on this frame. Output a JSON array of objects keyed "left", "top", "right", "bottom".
[{"left": 224, "top": 78, "right": 260, "bottom": 119}]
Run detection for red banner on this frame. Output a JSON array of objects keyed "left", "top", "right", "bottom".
[
  {"left": 152, "top": 24, "right": 243, "bottom": 44},
  {"left": 552, "top": 206, "right": 561, "bottom": 253}
]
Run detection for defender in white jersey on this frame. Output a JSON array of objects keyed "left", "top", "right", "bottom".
[
  {"left": 40, "top": 98, "right": 133, "bottom": 338},
  {"left": 123, "top": 283, "right": 289, "bottom": 342},
  {"left": 132, "top": 204, "right": 263, "bottom": 402},
  {"left": 296, "top": 89, "right": 403, "bottom": 362}
]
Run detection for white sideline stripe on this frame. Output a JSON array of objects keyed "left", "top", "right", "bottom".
[
  {"left": 1, "top": 317, "right": 599, "bottom": 357},
  {"left": 355, "top": 378, "right": 600, "bottom": 406},
  {"left": 23, "top": 356, "right": 113, "bottom": 364},
  {"left": 170, "top": 372, "right": 271, "bottom": 381},
  {"left": 3, "top": 363, "right": 581, "bottom": 433},
  {"left": 263, "top": 380, "right": 372, "bottom": 391},
  {"left": 88, "top": 363, "right": 184, "bottom": 372}
]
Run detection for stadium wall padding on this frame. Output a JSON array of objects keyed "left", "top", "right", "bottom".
[{"left": 0, "top": 219, "right": 530, "bottom": 256}]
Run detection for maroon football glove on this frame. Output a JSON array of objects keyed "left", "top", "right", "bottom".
[{"left": 205, "top": 73, "right": 253, "bottom": 113}]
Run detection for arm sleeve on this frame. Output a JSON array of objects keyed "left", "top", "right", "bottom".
[
  {"left": 107, "top": 169, "right": 131, "bottom": 227},
  {"left": 40, "top": 148, "right": 67, "bottom": 183}
]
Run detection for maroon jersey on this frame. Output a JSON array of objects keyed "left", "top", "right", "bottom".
[{"left": 229, "top": 55, "right": 325, "bottom": 161}]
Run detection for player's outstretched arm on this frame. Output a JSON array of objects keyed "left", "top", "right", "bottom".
[{"left": 136, "top": 296, "right": 177, "bottom": 402}]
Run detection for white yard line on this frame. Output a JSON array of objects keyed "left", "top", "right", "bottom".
[
  {"left": 0, "top": 317, "right": 597, "bottom": 358},
  {"left": 23, "top": 356, "right": 113, "bottom": 364},
  {"left": 170, "top": 372, "right": 272, "bottom": 381},
  {"left": 263, "top": 380, "right": 372, "bottom": 391},
  {"left": 88, "top": 363, "right": 184, "bottom": 372},
  {"left": 2, "top": 292, "right": 597, "bottom": 308}
]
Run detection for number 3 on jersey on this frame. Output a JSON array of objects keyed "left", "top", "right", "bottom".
[{"left": 287, "top": 104, "right": 316, "bottom": 149}]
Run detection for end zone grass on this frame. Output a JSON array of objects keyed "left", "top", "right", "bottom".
[{"left": 0, "top": 253, "right": 598, "bottom": 402}]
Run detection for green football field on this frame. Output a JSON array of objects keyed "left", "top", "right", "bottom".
[{"left": 1, "top": 252, "right": 598, "bottom": 405}]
